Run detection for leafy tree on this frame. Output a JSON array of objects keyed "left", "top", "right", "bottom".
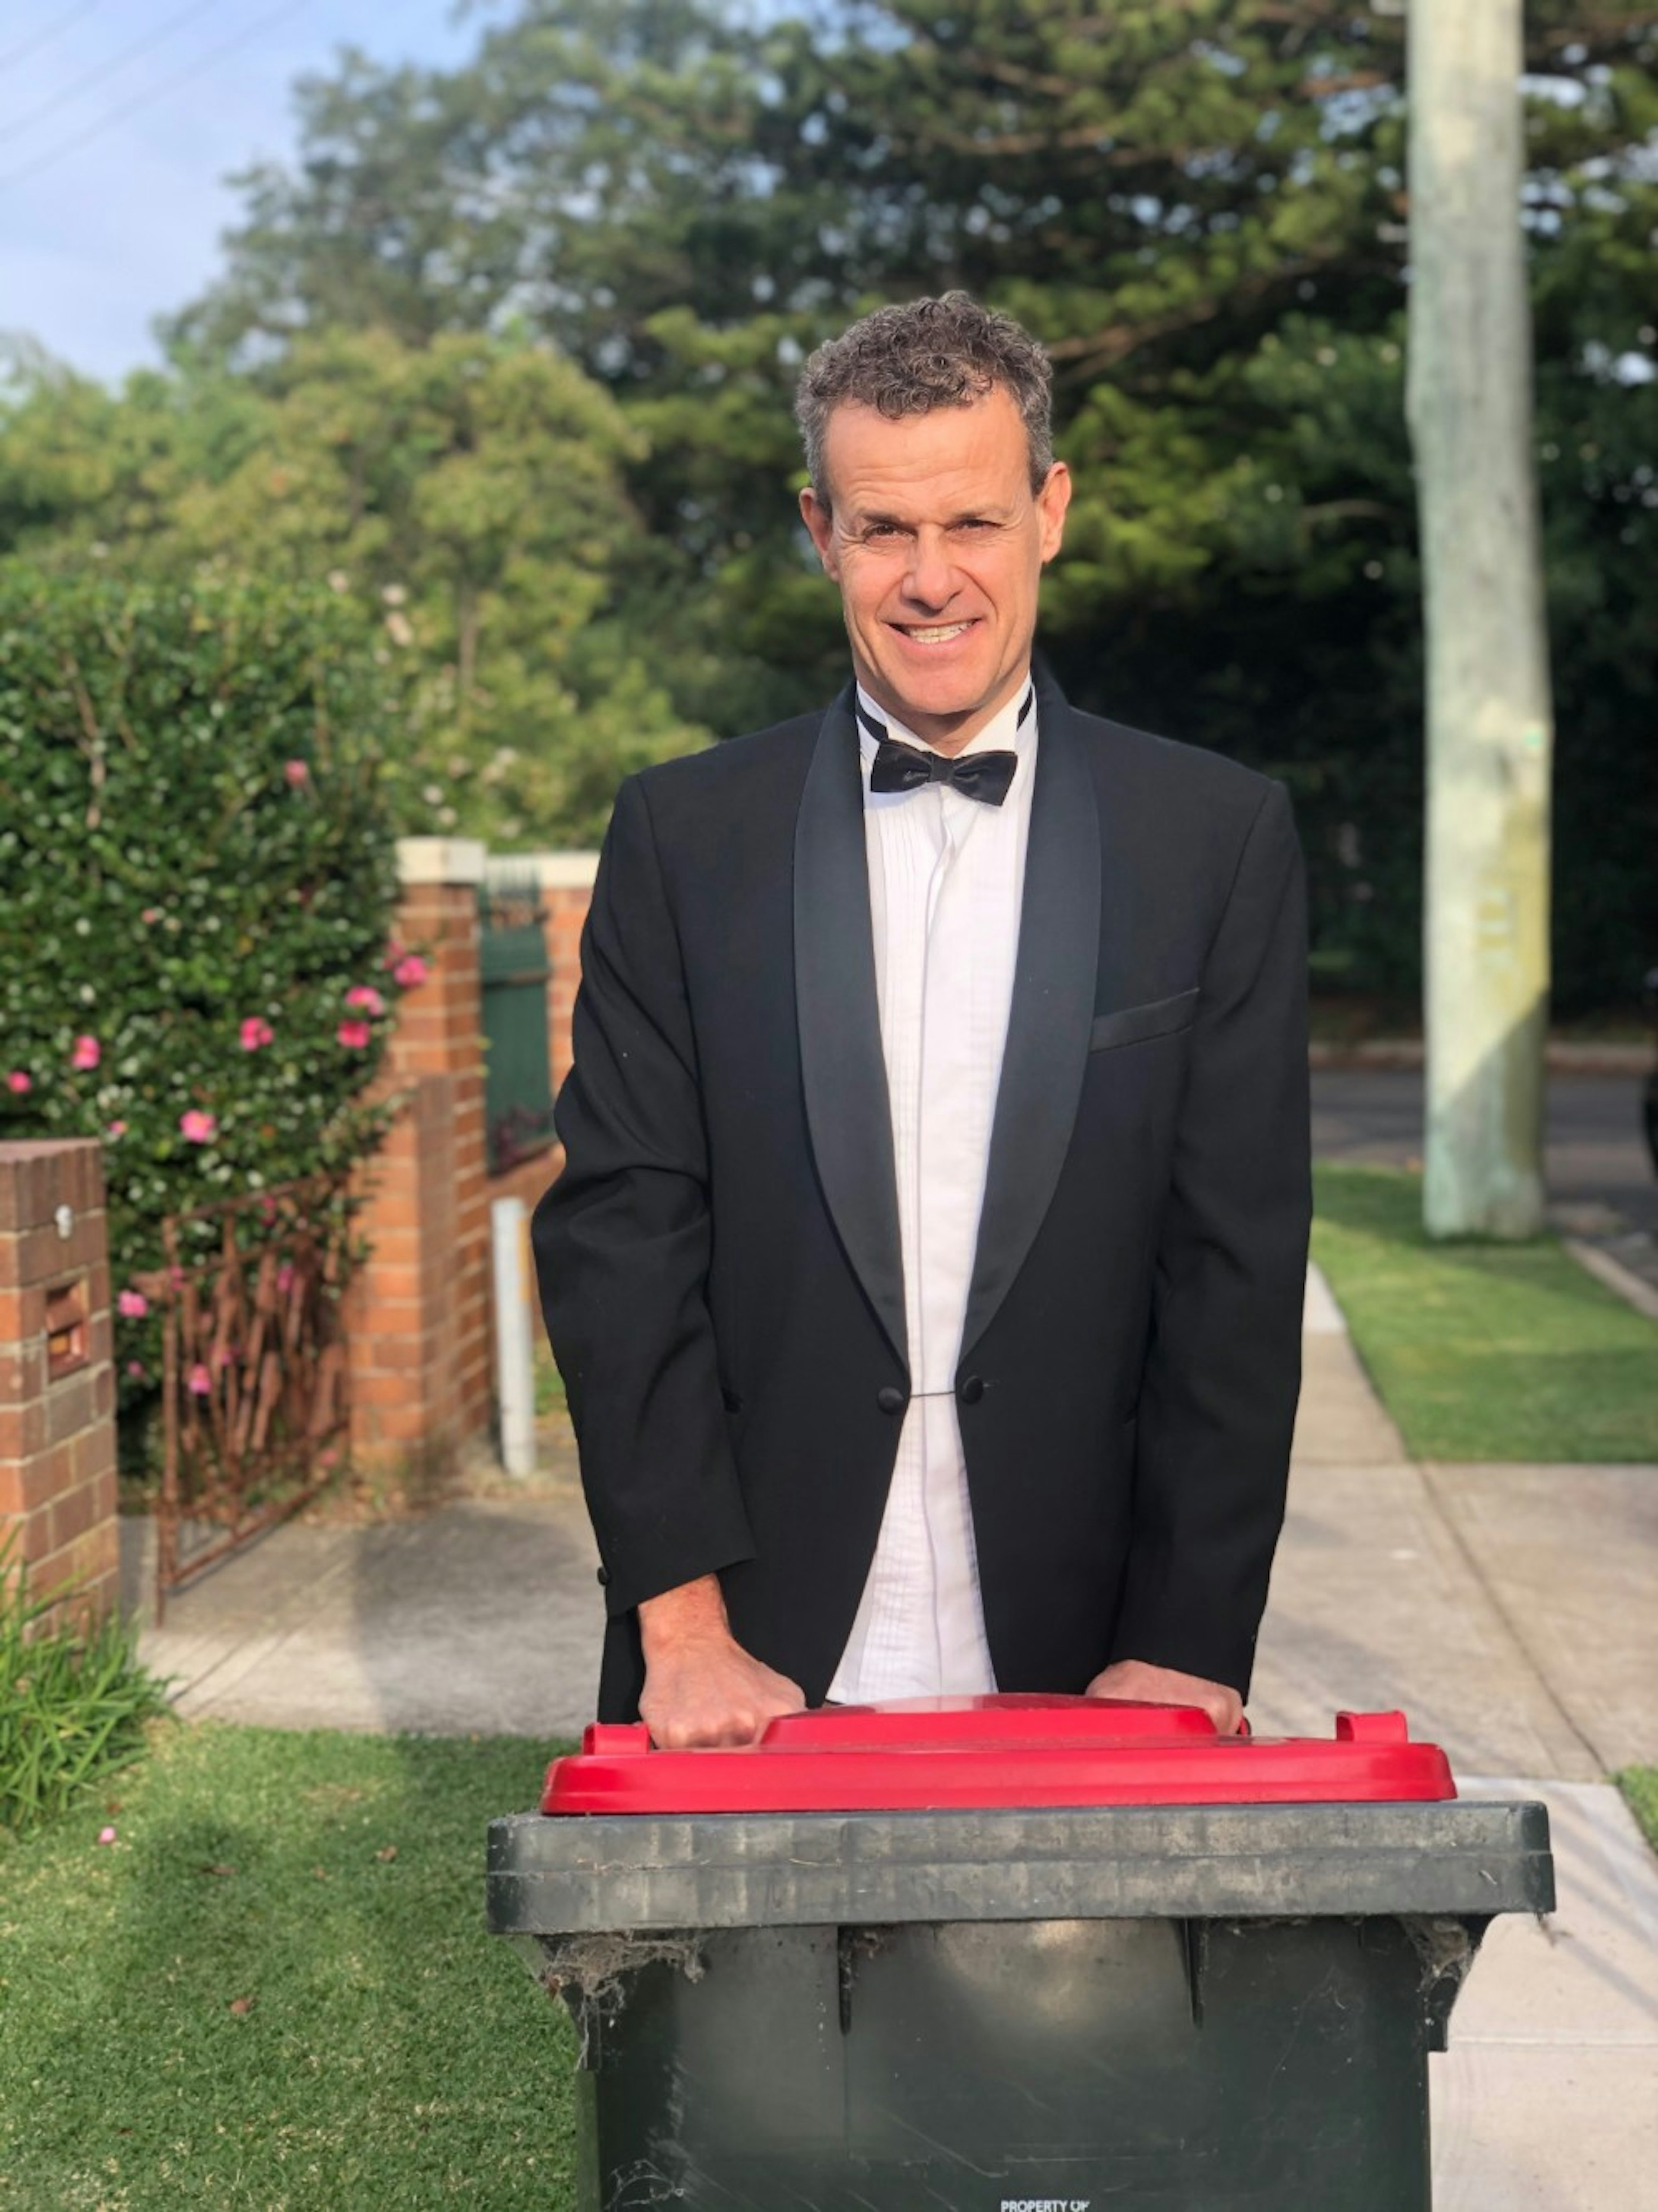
[
  {"left": 28, "top": 3, "right": 1658, "bottom": 998},
  {"left": 0, "top": 329, "right": 705, "bottom": 846}
]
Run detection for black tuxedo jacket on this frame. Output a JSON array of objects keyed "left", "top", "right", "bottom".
[{"left": 533, "top": 664, "right": 1310, "bottom": 1724}]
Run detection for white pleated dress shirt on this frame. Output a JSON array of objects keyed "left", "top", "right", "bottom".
[{"left": 828, "top": 674, "right": 1038, "bottom": 1703}]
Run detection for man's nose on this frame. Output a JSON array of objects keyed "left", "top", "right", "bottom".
[{"left": 900, "top": 530, "right": 958, "bottom": 610}]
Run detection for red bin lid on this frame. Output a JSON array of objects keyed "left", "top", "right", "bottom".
[{"left": 541, "top": 1694, "right": 1455, "bottom": 1815}]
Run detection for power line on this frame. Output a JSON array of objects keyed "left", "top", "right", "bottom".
[
  {"left": 0, "top": 0, "right": 315, "bottom": 193},
  {"left": 0, "top": 0, "right": 228, "bottom": 145},
  {"left": 0, "top": 2, "right": 104, "bottom": 78}
]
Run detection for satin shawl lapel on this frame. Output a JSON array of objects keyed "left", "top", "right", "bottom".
[
  {"left": 960, "top": 671, "right": 1101, "bottom": 1361},
  {"left": 794, "top": 687, "right": 907, "bottom": 1369}
]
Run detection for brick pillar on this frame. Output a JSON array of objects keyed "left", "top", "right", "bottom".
[
  {"left": 525, "top": 852, "right": 598, "bottom": 1096},
  {"left": 347, "top": 839, "right": 491, "bottom": 1473},
  {"left": 347, "top": 843, "right": 596, "bottom": 1479},
  {"left": 0, "top": 1139, "right": 118, "bottom": 1624}
]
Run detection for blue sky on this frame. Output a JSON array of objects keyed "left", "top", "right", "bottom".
[{"left": 0, "top": 1, "right": 494, "bottom": 386}]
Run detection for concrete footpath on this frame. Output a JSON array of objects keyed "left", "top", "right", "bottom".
[{"left": 127, "top": 1265, "right": 1658, "bottom": 2209}]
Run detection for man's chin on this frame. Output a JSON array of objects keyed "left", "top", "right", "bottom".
[{"left": 863, "top": 658, "right": 1002, "bottom": 733}]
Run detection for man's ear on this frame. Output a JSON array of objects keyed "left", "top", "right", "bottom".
[
  {"left": 1036, "top": 462, "right": 1073, "bottom": 565},
  {"left": 800, "top": 485, "right": 839, "bottom": 579}
]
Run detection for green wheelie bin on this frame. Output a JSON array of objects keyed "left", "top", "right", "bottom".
[{"left": 487, "top": 1694, "right": 1553, "bottom": 2210}]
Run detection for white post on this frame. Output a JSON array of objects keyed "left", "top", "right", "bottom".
[
  {"left": 1407, "top": 0, "right": 1554, "bottom": 1238},
  {"left": 491, "top": 1196, "right": 538, "bottom": 1478}
]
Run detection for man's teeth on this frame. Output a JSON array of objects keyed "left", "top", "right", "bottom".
[{"left": 902, "top": 622, "right": 973, "bottom": 644}]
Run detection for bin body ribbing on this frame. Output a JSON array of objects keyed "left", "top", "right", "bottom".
[{"left": 489, "top": 1791, "right": 1554, "bottom": 2212}]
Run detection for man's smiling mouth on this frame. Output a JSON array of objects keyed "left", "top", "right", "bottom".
[{"left": 891, "top": 619, "right": 978, "bottom": 645}]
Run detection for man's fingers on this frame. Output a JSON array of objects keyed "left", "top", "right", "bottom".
[
  {"left": 641, "top": 1670, "right": 805, "bottom": 1749},
  {"left": 1086, "top": 1659, "right": 1245, "bottom": 1736}
]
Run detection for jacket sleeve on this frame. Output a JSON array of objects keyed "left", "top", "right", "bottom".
[
  {"left": 530, "top": 772, "right": 756, "bottom": 1619},
  {"left": 1108, "top": 778, "right": 1311, "bottom": 1697}
]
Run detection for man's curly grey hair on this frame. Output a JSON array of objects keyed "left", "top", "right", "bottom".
[{"left": 795, "top": 291, "right": 1054, "bottom": 504}]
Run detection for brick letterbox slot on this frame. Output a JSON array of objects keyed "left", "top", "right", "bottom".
[{"left": 45, "top": 1278, "right": 89, "bottom": 1380}]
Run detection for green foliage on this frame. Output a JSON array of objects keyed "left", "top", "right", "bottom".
[
  {"left": 0, "top": 330, "right": 707, "bottom": 847},
  {"left": 0, "top": 563, "right": 409, "bottom": 1399},
  {"left": 1312, "top": 1165, "right": 1658, "bottom": 1462},
  {"left": 146, "top": 0, "right": 1657, "bottom": 1004},
  {"left": 0, "top": 1536, "right": 171, "bottom": 1839},
  {"left": 6, "top": 2, "right": 1655, "bottom": 994},
  {"left": 0, "top": 1723, "right": 577, "bottom": 2206}
]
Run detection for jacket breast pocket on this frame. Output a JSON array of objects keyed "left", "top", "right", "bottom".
[{"left": 1088, "top": 986, "right": 1200, "bottom": 1054}]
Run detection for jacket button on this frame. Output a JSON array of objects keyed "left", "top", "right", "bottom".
[
  {"left": 959, "top": 1375, "right": 985, "bottom": 1405},
  {"left": 595, "top": 1566, "right": 610, "bottom": 1588},
  {"left": 876, "top": 1385, "right": 907, "bottom": 1416}
]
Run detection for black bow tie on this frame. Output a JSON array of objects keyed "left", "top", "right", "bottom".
[{"left": 859, "top": 687, "right": 1032, "bottom": 808}]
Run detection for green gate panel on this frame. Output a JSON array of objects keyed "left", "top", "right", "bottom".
[{"left": 478, "top": 877, "right": 556, "bottom": 1171}]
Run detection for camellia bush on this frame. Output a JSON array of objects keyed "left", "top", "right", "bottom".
[{"left": 0, "top": 561, "right": 422, "bottom": 1453}]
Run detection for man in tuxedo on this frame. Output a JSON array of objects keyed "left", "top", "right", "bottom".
[{"left": 534, "top": 292, "right": 1310, "bottom": 1746}]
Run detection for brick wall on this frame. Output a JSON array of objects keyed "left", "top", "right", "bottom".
[
  {"left": 347, "top": 842, "right": 595, "bottom": 1476},
  {"left": 532, "top": 860, "right": 597, "bottom": 1095},
  {"left": 0, "top": 1139, "right": 118, "bottom": 1624}
]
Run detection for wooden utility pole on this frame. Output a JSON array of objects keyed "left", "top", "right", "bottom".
[{"left": 1406, "top": 0, "right": 1554, "bottom": 1238}]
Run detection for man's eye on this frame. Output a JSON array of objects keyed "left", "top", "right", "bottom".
[
  {"left": 864, "top": 524, "right": 902, "bottom": 542},
  {"left": 952, "top": 519, "right": 994, "bottom": 534}
]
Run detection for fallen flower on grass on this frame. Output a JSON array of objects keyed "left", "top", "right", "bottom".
[
  {"left": 374, "top": 1844, "right": 399, "bottom": 1863},
  {"left": 228, "top": 1996, "right": 256, "bottom": 2016},
  {"left": 96, "top": 1826, "right": 117, "bottom": 1845}
]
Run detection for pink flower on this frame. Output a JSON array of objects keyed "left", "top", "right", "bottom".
[
  {"left": 6, "top": 1071, "right": 32, "bottom": 1095},
  {"left": 70, "top": 1035, "right": 101, "bottom": 1072},
  {"left": 383, "top": 939, "right": 405, "bottom": 968},
  {"left": 97, "top": 1826, "right": 118, "bottom": 1845},
  {"left": 240, "top": 1017, "right": 274, "bottom": 1051},
  {"left": 344, "top": 985, "right": 385, "bottom": 1016},
  {"left": 168, "top": 1264, "right": 186, "bottom": 1291},
  {"left": 127, "top": 1360, "right": 147, "bottom": 1380},
  {"left": 180, "top": 1109, "right": 217, "bottom": 1144},
  {"left": 392, "top": 954, "right": 428, "bottom": 988},
  {"left": 284, "top": 759, "right": 310, "bottom": 787},
  {"left": 141, "top": 907, "right": 163, "bottom": 924},
  {"left": 118, "top": 1288, "right": 149, "bottom": 1319},
  {"left": 187, "top": 1363, "right": 212, "bottom": 1396},
  {"left": 276, "top": 1262, "right": 295, "bottom": 1295},
  {"left": 336, "top": 1020, "right": 372, "bottom": 1049},
  {"left": 106, "top": 1120, "right": 127, "bottom": 1139},
  {"left": 213, "top": 1345, "right": 233, "bottom": 1368}
]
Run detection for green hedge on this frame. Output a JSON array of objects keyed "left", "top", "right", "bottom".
[{"left": 0, "top": 563, "right": 415, "bottom": 1422}]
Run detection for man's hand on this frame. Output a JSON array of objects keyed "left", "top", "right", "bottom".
[
  {"left": 1086, "top": 1658, "right": 1244, "bottom": 1736},
  {"left": 637, "top": 1574, "right": 805, "bottom": 1747}
]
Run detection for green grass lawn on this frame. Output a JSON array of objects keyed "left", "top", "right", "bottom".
[
  {"left": 1312, "top": 1165, "right": 1658, "bottom": 1462},
  {"left": 0, "top": 1724, "right": 579, "bottom": 2209},
  {"left": 1620, "top": 1768, "right": 1658, "bottom": 1857}
]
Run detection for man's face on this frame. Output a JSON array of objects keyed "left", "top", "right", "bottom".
[{"left": 800, "top": 386, "right": 1071, "bottom": 752}]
